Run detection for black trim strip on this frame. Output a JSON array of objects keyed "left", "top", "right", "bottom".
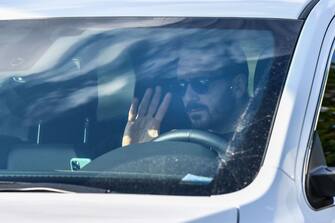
[{"left": 299, "top": 0, "right": 320, "bottom": 20}]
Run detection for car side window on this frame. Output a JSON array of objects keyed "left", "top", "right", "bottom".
[{"left": 316, "top": 54, "right": 335, "bottom": 166}]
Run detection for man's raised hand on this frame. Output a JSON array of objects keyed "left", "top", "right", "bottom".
[{"left": 122, "top": 86, "right": 172, "bottom": 146}]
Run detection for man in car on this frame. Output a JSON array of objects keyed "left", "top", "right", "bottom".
[{"left": 122, "top": 39, "right": 249, "bottom": 146}]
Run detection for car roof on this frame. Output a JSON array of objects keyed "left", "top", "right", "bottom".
[{"left": 0, "top": 0, "right": 316, "bottom": 20}]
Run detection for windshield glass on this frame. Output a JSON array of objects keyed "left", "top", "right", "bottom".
[{"left": 0, "top": 18, "right": 302, "bottom": 195}]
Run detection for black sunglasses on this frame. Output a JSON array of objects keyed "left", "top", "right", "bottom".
[{"left": 174, "top": 75, "right": 228, "bottom": 95}]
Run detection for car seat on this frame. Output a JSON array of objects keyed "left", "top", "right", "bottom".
[{"left": 5, "top": 63, "right": 99, "bottom": 171}]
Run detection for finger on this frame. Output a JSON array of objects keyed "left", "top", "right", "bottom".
[
  {"left": 137, "top": 88, "right": 153, "bottom": 117},
  {"left": 128, "top": 98, "right": 139, "bottom": 122},
  {"left": 122, "top": 135, "right": 131, "bottom": 146},
  {"left": 147, "top": 86, "right": 162, "bottom": 116},
  {"left": 155, "top": 93, "right": 172, "bottom": 122}
]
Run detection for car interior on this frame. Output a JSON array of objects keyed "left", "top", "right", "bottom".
[{"left": 0, "top": 20, "right": 289, "bottom": 189}]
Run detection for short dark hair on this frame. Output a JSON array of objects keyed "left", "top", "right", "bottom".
[{"left": 177, "top": 39, "right": 249, "bottom": 90}]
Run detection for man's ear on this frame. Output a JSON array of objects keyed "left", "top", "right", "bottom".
[{"left": 231, "top": 73, "right": 247, "bottom": 98}]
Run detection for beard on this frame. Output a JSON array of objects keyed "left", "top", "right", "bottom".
[
  {"left": 188, "top": 111, "right": 210, "bottom": 129},
  {"left": 185, "top": 99, "right": 236, "bottom": 131},
  {"left": 185, "top": 102, "right": 214, "bottom": 130}
]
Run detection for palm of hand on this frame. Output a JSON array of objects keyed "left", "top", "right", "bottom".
[
  {"left": 123, "top": 116, "right": 161, "bottom": 145},
  {"left": 122, "top": 87, "right": 172, "bottom": 146}
]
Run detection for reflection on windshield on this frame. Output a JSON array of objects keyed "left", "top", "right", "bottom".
[{"left": 0, "top": 18, "right": 302, "bottom": 195}]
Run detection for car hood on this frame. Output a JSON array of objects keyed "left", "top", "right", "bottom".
[{"left": 0, "top": 193, "right": 238, "bottom": 222}]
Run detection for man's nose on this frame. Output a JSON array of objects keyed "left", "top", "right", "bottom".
[{"left": 183, "top": 83, "right": 199, "bottom": 101}]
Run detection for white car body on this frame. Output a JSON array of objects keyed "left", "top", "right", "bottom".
[{"left": 0, "top": 0, "right": 335, "bottom": 222}]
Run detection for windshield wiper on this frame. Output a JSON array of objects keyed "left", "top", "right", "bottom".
[
  {"left": 0, "top": 171, "right": 213, "bottom": 195},
  {"left": 0, "top": 181, "right": 108, "bottom": 193}
]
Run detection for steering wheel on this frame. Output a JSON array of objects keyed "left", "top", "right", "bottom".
[{"left": 154, "top": 129, "right": 228, "bottom": 156}]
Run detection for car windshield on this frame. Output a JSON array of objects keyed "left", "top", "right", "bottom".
[{"left": 0, "top": 18, "right": 302, "bottom": 195}]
